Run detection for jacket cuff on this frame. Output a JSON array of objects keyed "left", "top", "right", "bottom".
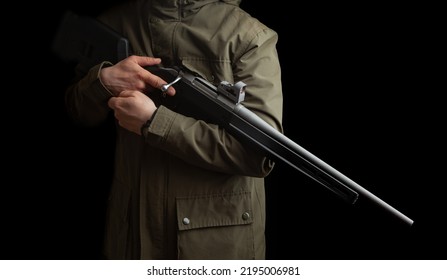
[
  {"left": 76, "top": 61, "right": 115, "bottom": 105},
  {"left": 143, "top": 105, "right": 177, "bottom": 145},
  {"left": 96, "top": 61, "right": 115, "bottom": 96}
]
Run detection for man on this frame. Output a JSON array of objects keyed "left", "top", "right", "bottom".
[{"left": 65, "top": 0, "right": 283, "bottom": 259}]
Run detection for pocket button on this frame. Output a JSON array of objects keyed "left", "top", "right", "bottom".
[
  {"left": 182, "top": 217, "right": 190, "bottom": 225},
  {"left": 242, "top": 212, "right": 250, "bottom": 220}
]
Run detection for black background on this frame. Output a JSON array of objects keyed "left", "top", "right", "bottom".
[{"left": 2, "top": 1, "right": 444, "bottom": 260}]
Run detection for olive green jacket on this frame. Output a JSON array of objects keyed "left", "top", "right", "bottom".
[{"left": 65, "top": 0, "right": 283, "bottom": 259}]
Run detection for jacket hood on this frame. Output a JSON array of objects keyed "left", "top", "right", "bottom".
[
  {"left": 150, "top": 0, "right": 241, "bottom": 15},
  {"left": 220, "top": 0, "right": 241, "bottom": 4}
]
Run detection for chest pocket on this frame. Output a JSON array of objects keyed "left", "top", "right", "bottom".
[{"left": 176, "top": 191, "right": 255, "bottom": 260}]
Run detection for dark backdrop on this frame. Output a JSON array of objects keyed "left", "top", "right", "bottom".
[{"left": 3, "top": 1, "right": 444, "bottom": 260}]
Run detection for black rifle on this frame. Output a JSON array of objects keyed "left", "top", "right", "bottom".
[{"left": 52, "top": 11, "right": 414, "bottom": 226}]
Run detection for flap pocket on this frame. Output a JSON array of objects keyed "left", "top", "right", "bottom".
[{"left": 176, "top": 191, "right": 253, "bottom": 231}]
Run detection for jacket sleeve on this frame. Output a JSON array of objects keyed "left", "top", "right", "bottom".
[
  {"left": 144, "top": 28, "right": 284, "bottom": 178},
  {"left": 65, "top": 62, "right": 115, "bottom": 127}
]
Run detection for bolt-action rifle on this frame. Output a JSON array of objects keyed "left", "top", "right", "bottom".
[{"left": 52, "top": 11, "right": 414, "bottom": 226}]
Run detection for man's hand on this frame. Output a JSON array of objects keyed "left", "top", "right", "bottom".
[
  {"left": 100, "top": 55, "right": 176, "bottom": 96},
  {"left": 108, "top": 90, "right": 157, "bottom": 135}
]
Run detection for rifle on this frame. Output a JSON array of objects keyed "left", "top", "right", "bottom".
[{"left": 52, "top": 11, "right": 414, "bottom": 226}]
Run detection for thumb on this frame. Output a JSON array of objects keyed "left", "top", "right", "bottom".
[{"left": 107, "top": 96, "right": 118, "bottom": 109}]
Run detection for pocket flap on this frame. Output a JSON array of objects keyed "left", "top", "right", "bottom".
[{"left": 176, "top": 191, "right": 253, "bottom": 231}]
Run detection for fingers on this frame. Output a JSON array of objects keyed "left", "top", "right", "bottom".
[
  {"left": 108, "top": 90, "right": 152, "bottom": 110},
  {"left": 107, "top": 96, "right": 119, "bottom": 110},
  {"left": 129, "top": 55, "right": 176, "bottom": 96},
  {"left": 107, "top": 90, "right": 156, "bottom": 135},
  {"left": 115, "top": 90, "right": 135, "bottom": 98},
  {"left": 107, "top": 90, "right": 138, "bottom": 110},
  {"left": 131, "top": 56, "right": 162, "bottom": 67},
  {"left": 141, "top": 70, "right": 176, "bottom": 96}
]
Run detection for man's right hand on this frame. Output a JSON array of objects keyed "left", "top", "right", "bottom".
[{"left": 99, "top": 55, "right": 176, "bottom": 96}]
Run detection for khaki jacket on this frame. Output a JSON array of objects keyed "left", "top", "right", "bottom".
[{"left": 65, "top": 0, "right": 283, "bottom": 259}]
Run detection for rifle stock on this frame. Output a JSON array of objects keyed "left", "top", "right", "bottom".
[{"left": 52, "top": 11, "right": 414, "bottom": 226}]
